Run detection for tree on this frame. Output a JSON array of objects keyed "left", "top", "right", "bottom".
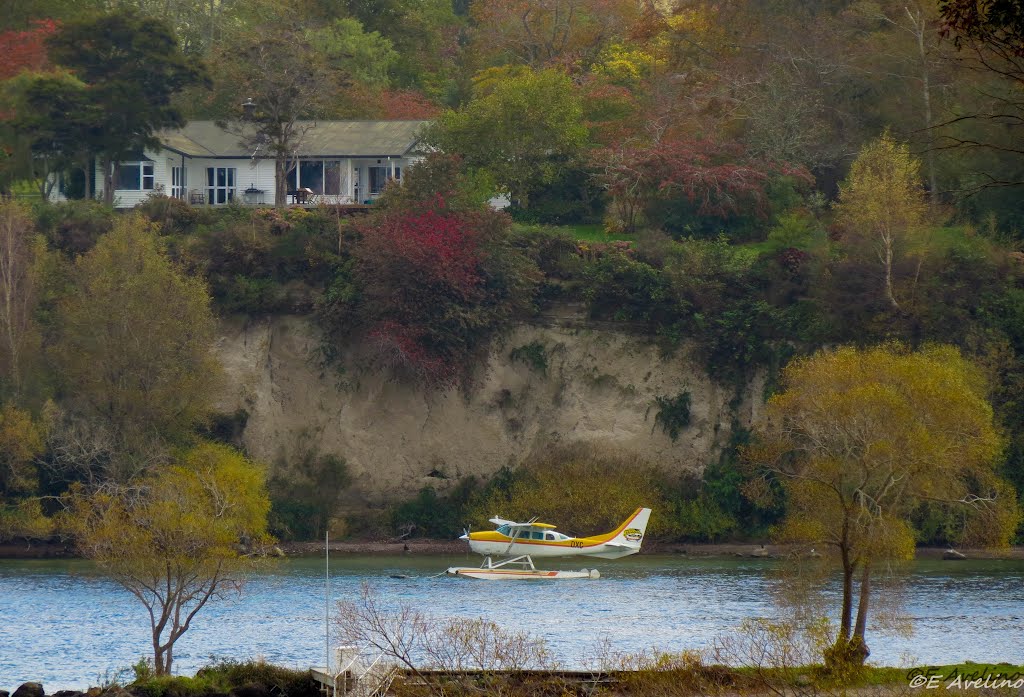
[
  {"left": 852, "top": 0, "right": 950, "bottom": 206},
  {"left": 0, "top": 19, "right": 71, "bottom": 196},
  {"left": 341, "top": 0, "right": 460, "bottom": 89},
  {"left": 0, "top": 200, "right": 42, "bottom": 396},
  {"left": 835, "top": 134, "right": 929, "bottom": 311},
  {"left": 336, "top": 583, "right": 553, "bottom": 697},
  {"left": 469, "top": 0, "right": 639, "bottom": 68},
  {"left": 43, "top": 11, "right": 208, "bottom": 204},
  {"left": 593, "top": 134, "right": 808, "bottom": 233},
  {"left": 217, "top": 31, "right": 343, "bottom": 207},
  {"left": 0, "top": 403, "right": 44, "bottom": 499},
  {"left": 426, "top": 68, "right": 588, "bottom": 207},
  {"left": 4, "top": 71, "right": 93, "bottom": 200},
  {"left": 0, "top": 18, "right": 57, "bottom": 80},
  {"left": 745, "top": 344, "right": 1017, "bottom": 668},
  {"left": 50, "top": 214, "right": 217, "bottom": 478},
  {"left": 0, "top": 403, "right": 49, "bottom": 542},
  {"left": 63, "top": 441, "right": 271, "bottom": 676},
  {"left": 324, "top": 158, "right": 538, "bottom": 386},
  {"left": 351, "top": 200, "right": 535, "bottom": 385},
  {"left": 936, "top": 0, "right": 1024, "bottom": 185},
  {"left": 306, "top": 18, "right": 399, "bottom": 87}
]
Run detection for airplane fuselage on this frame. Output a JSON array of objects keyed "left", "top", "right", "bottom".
[
  {"left": 465, "top": 535, "right": 637, "bottom": 559},
  {"left": 461, "top": 508, "right": 651, "bottom": 560}
]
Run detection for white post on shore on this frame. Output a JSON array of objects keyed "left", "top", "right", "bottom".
[{"left": 325, "top": 529, "right": 330, "bottom": 674}]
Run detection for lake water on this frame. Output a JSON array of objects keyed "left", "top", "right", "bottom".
[{"left": 1, "top": 554, "right": 1023, "bottom": 690}]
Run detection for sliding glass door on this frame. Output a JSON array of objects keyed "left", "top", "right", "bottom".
[{"left": 206, "top": 167, "right": 236, "bottom": 204}]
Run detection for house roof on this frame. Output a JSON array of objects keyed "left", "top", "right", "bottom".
[{"left": 157, "top": 120, "right": 430, "bottom": 158}]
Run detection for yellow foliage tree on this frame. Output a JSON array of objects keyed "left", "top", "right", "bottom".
[
  {"left": 50, "top": 214, "right": 218, "bottom": 477},
  {"left": 835, "top": 133, "right": 929, "bottom": 310},
  {"left": 592, "top": 42, "right": 663, "bottom": 83},
  {"left": 63, "top": 442, "right": 272, "bottom": 676},
  {"left": 0, "top": 403, "right": 50, "bottom": 541},
  {"left": 745, "top": 343, "right": 1017, "bottom": 668}
]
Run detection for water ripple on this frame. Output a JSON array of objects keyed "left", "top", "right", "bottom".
[{"left": 1, "top": 556, "right": 1022, "bottom": 689}]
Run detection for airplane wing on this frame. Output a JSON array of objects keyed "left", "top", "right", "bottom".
[{"left": 489, "top": 516, "right": 546, "bottom": 529}]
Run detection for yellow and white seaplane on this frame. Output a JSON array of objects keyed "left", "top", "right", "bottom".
[{"left": 446, "top": 507, "right": 652, "bottom": 580}]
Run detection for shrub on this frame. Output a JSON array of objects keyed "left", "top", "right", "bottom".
[
  {"left": 467, "top": 442, "right": 678, "bottom": 539},
  {"left": 33, "top": 199, "right": 116, "bottom": 256},
  {"left": 507, "top": 163, "right": 605, "bottom": 225},
  {"left": 653, "top": 391, "right": 691, "bottom": 441},
  {"left": 374, "top": 152, "right": 497, "bottom": 212},
  {"left": 130, "top": 659, "right": 319, "bottom": 697},
  {"left": 269, "top": 452, "right": 351, "bottom": 540},
  {"left": 582, "top": 250, "right": 679, "bottom": 325},
  {"left": 176, "top": 208, "right": 340, "bottom": 314},
  {"left": 389, "top": 477, "right": 481, "bottom": 539},
  {"left": 135, "top": 194, "right": 199, "bottom": 236},
  {"left": 509, "top": 340, "right": 548, "bottom": 374},
  {"left": 339, "top": 195, "right": 540, "bottom": 386},
  {"left": 766, "top": 210, "right": 827, "bottom": 253},
  {"left": 508, "top": 224, "right": 583, "bottom": 280}
]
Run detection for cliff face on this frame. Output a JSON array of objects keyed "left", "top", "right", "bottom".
[{"left": 215, "top": 315, "right": 766, "bottom": 505}]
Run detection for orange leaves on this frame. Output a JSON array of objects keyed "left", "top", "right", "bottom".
[{"left": 0, "top": 19, "right": 58, "bottom": 80}]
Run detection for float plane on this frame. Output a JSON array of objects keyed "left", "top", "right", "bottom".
[{"left": 446, "top": 507, "right": 652, "bottom": 580}]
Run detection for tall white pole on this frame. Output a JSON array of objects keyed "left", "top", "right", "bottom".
[{"left": 325, "top": 529, "right": 330, "bottom": 674}]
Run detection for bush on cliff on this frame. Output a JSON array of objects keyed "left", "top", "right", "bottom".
[
  {"left": 466, "top": 442, "right": 680, "bottom": 539},
  {"left": 130, "top": 659, "right": 319, "bottom": 697},
  {"left": 321, "top": 157, "right": 541, "bottom": 386}
]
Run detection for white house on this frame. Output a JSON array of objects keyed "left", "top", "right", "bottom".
[{"left": 54, "top": 120, "right": 429, "bottom": 208}]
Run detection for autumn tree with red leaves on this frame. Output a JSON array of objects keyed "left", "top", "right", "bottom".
[
  {"left": 350, "top": 195, "right": 539, "bottom": 386},
  {"left": 0, "top": 19, "right": 59, "bottom": 193},
  {"left": 325, "top": 158, "right": 539, "bottom": 387},
  {"left": 593, "top": 135, "right": 811, "bottom": 233},
  {"left": 375, "top": 89, "right": 441, "bottom": 120},
  {"left": 0, "top": 19, "right": 57, "bottom": 80}
]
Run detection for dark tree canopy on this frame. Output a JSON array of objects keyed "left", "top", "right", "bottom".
[
  {"left": 41, "top": 11, "right": 209, "bottom": 202},
  {"left": 941, "top": 0, "right": 1024, "bottom": 49}
]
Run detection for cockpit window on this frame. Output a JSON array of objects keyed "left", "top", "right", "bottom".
[
  {"left": 545, "top": 533, "right": 556, "bottom": 541},
  {"left": 496, "top": 525, "right": 510, "bottom": 536}
]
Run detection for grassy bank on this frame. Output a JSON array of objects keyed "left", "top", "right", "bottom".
[{"left": 106, "top": 660, "right": 1024, "bottom": 697}]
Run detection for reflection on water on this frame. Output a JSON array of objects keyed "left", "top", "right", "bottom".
[{"left": 1, "top": 555, "right": 1022, "bottom": 689}]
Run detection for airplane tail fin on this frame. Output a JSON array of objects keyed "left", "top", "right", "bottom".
[
  {"left": 610, "top": 507, "right": 651, "bottom": 548},
  {"left": 588, "top": 507, "right": 652, "bottom": 559}
]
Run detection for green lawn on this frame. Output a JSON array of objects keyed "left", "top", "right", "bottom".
[{"left": 551, "top": 223, "right": 636, "bottom": 243}]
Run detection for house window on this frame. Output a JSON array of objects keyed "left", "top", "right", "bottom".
[
  {"left": 299, "top": 161, "right": 324, "bottom": 194},
  {"left": 368, "top": 166, "right": 391, "bottom": 195},
  {"left": 285, "top": 160, "right": 346, "bottom": 196},
  {"left": 206, "top": 167, "right": 236, "bottom": 204},
  {"left": 324, "top": 161, "right": 343, "bottom": 196},
  {"left": 171, "top": 167, "right": 186, "bottom": 199},
  {"left": 117, "top": 162, "right": 154, "bottom": 190}
]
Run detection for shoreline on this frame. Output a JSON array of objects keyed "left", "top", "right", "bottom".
[{"left": 4, "top": 538, "right": 1024, "bottom": 560}]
